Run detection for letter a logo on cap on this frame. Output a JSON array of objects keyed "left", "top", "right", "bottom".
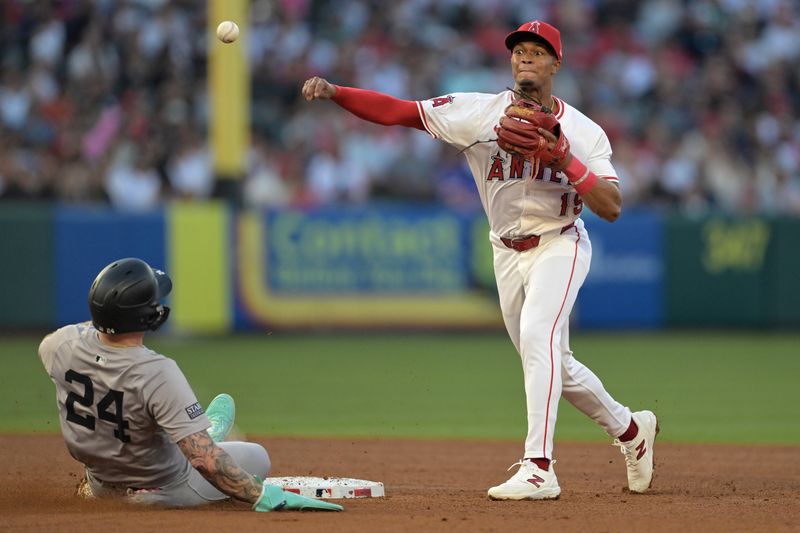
[{"left": 505, "top": 20, "right": 563, "bottom": 60}]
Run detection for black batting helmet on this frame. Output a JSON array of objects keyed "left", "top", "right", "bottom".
[{"left": 88, "top": 258, "right": 172, "bottom": 334}]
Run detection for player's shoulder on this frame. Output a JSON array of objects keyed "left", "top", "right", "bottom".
[
  {"left": 134, "top": 350, "right": 191, "bottom": 399},
  {"left": 557, "top": 97, "right": 606, "bottom": 136},
  {"left": 424, "top": 91, "right": 510, "bottom": 108},
  {"left": 39, "top": 322, "right": 91, "bottom": 353},
  {"left": 129, "top": 344, "right": 172, "bottom": 366},
  {"left": 39, "top": 322, "right": 94, "bottom": 372},
  {"left": 129, "top": 346, "right": 180, "bottom": 378}
]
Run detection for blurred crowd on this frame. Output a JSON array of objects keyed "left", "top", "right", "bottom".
[{"left": 0, "top": 0, "right": 799, "bottom": 215}]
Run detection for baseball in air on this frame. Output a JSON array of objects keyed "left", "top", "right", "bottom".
[{"left": 216, "top": 21, "right": 239, "bottom": 43}]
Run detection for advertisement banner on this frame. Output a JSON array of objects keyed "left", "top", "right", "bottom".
[
  {"left": 665, "top": 215, "right": 800, "bottom": 327},
  {"left": 234, "top": 206, "right": 503, "bottom": 329},
  {"left": 578, "top": 210, "right": 664, "bottom": 328},
  {"left": 665, "top": 216, "right": 770, "bottom": 326},
  {"left": 764, "top": 217, "right": 800, "bottom": 325},
  {"left": 5, "top": 202, "right": 797, "bottom": 332}
]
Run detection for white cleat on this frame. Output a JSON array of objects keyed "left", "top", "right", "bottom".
[
  {"left": 487, "top": 460, "right": 561, "bottom": 501},
  {"left": 613, "top": 410, "right": 660, "bottom": 493}
]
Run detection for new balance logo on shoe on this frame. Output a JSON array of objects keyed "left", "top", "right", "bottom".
[
  {"left": 612, "top": 410, "right": 659, "bottom": 493},
  {"left": 526, "top": 475, "right": 545, "bottom": 488},
  {"left": 487, "top": 460, "right": 561, "bottom": 500},
  {"left": 635, "top": 440, "right": 646, "bottom": 460}
]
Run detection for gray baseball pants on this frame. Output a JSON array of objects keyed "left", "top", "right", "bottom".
[{"left": 86, "top": 441, "right": 271, "bottom": 507}]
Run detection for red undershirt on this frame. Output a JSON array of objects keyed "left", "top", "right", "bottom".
[{"left": 332, "top": 85, "right": 424, "bottom": 130}]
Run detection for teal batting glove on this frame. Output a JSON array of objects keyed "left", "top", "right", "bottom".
[{"left": 253, "top": 483, "right": 343, "bottom": 512}]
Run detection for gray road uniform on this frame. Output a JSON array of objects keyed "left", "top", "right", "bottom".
[{"left": 39, "top": 322, "right": 270, "bottom": 507}]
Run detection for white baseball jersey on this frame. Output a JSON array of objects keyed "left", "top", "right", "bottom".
[
  {"left": 417, "top": 91, "right": 618, "bottom": 237},
  {"left": 39, "top": 322, "right": 211, "bottom": 488},
  {"left": 417, "top": 90, "right": 633, "bottom": 461}
]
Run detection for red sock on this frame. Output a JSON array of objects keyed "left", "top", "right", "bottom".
[
  {"left": 525, "top": 458, "right": 550, "bottom": 471},
  {"left": 618, "top": 418, "right": 639, "bottom": 442}
]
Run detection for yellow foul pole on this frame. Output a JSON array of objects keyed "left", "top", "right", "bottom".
[{"left": 209, "top": 0, "right": 249, "bottom": 195}]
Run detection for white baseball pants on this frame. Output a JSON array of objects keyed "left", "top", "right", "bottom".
[{"left": 492, "top": 220, "right": 632, "bottom": 459}]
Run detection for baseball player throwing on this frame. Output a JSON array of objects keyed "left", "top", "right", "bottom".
[
  {"left": 39, "top": 257, "right": 341, "bottom": 511},
  {"left": 303, "top": 20, "right": 658, "bottom": 500}
]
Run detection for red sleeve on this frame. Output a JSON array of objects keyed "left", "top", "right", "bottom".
[{"left": 331, "top": 86, "right": 425, "bottom": 130}]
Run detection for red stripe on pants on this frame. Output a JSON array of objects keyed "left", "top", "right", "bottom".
[{"left": 542, "top": 227, "right": 582, "bottom": 457}]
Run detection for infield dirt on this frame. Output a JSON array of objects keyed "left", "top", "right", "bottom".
[{"left": 2, "top": 434, "right": 798, "bottom": 532}]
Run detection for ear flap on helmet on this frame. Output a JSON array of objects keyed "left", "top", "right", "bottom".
[
  {"left": 146, "top": 305, "right": 171, "bottom": 331},
  {"left": 89, "top": 258, "right": 173, "bottom": 334}
]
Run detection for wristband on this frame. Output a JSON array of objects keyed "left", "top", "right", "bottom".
[{"left": 563, "top": 157, "right": 598, "bottom": 195}]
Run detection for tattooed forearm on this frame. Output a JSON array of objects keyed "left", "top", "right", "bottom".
[{"left": 177, "top": 431, "right": 262, "bottom": 504}]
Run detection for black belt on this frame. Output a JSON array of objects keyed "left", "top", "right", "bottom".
[{"left": 501, "top": 222, "right": 575, "bottom": 252}]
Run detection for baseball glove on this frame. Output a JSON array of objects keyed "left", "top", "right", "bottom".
[{"left": 495, "top": 94, "right": 570, "bottom": 168}]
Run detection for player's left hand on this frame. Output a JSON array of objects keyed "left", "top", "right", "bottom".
[
  {"left": 253, "top": 483, "right": 344, "bottom": 512},
  {"left": 495, "top": 96, "right": 571, "bottom": 170},
  {"left": 534, "top": 127, "right": 572, "bottom": 171}
]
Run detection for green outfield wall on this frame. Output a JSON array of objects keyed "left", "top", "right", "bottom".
[
  {"left": 665, "top": 215, "right": 800, "bottom": 327},
  {"left": 0, "top": 204, "right": 54, "bottom": 327}
]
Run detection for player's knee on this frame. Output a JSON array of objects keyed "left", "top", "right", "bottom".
[
  {"left": 519, "top": 322, "right": 550, "bottom": 347},
  {"left": 254, "top": 443, "right": 271, "bottom": 478},
  {"left": 241, "top": 442, "right": 271, "bottom": 478}
]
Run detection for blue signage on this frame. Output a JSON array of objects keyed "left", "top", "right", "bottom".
[
  {"left": 264, "top": 205, "right": 473, "bottom": 293},
  {"left": 54, "top": 206, "right": 166, "bottom": 327},
  {"left": 577, "top": 210, "right": 664, "bottom": 328}
]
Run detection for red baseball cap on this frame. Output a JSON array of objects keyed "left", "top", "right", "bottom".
[{"left": 504, "top": 20, "right": 562, "bottom": 61}]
